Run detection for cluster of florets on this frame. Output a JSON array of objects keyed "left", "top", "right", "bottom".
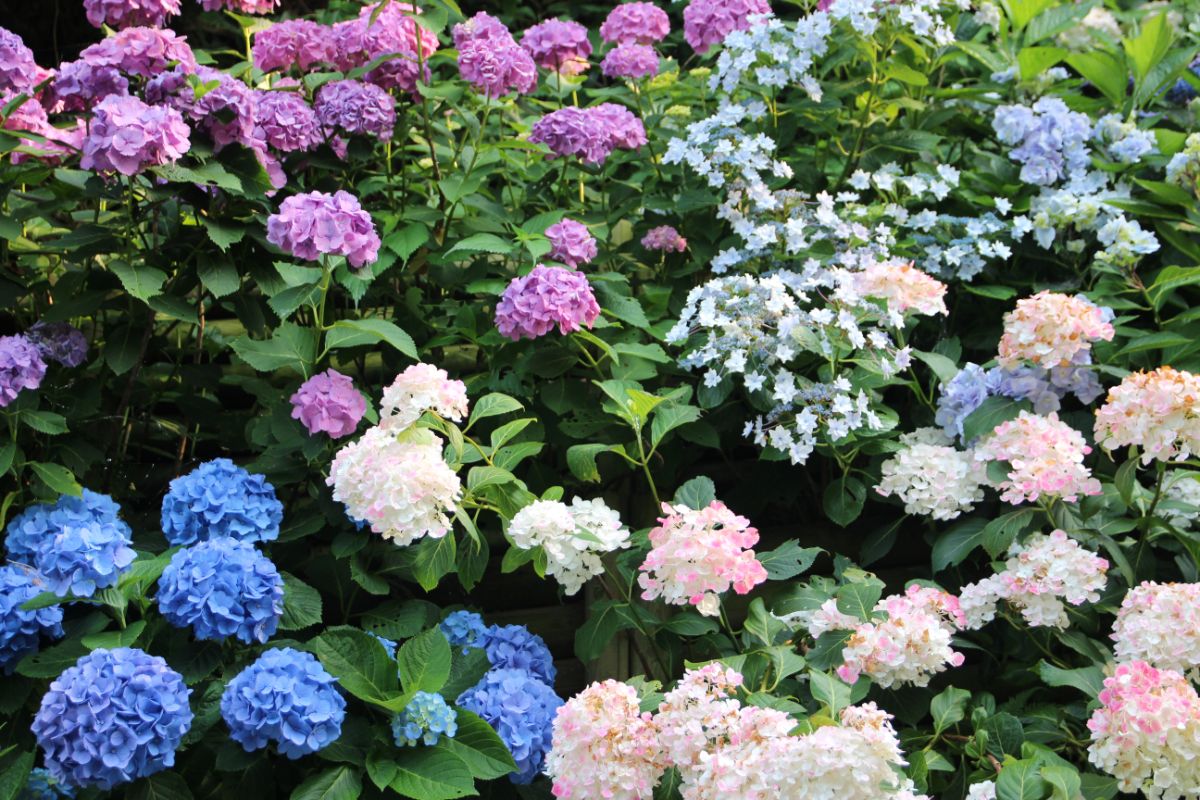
[
  {"left": 392, "top": 691, "right": 458, "bottom": 747},
  {"left": 637, "top": 500, "right": 768, "bottom": 616},
  {"left": 350, "top": 2, "right": 438, "bottom": 94},
  {"left": 0, "top": 26, "right": 40, "bottom": 93},
  {"left": 0, "top": 565, "right": 63, "bottom": 672},
  {"left": 1093, "top": 114, "right": 1158, "bottom": 164},
  {"left": 26, "top": 322, "right": 88, "bottom": 368},
  {"left": 81, "top": 94, "right": 191, "bottom": 176},
  {"left": 457, "top": 668, "right": 563, "bottom": 783},
  {"left": 959, "top": 530, "right": 1109, "bottom": 629},
  {"left": 522, "top": 19, "right": 592, "bottom": 75},
  {"left": 975, "top": 411, "right": 1101, "bottom": 504},
  {"left": 600, "top": 3, "right": 671, "bottom": 44},
  {"left": 992, "top": 97, "right": 1092, "bottom": 185},
  {"left": 545, "top": 219, "right": 598, "bottom": 268},
  {"left": 602, "top": 43, "right": 660, "bottom": 79},
  {"left": 997, "top": 291, "right": 1114, "bottom": 369},
  {"left": 440, "top": 610, "right": 487, "bottom": 653},
  {"left": 200, "top": 0, "right": 277, "bottom": 12},
  {"left": 495, "top": 265, "right": 601, "bottom": 340},
  {"left": 289, "top": 369, "right": 366, "bottom": 439},
  {"left": 529, "top": 104, "right": 647, "bottom": 164},
  {"left": 682, "top": 0, "right": 772, "bottom": 54},
  {"left": 17, "top": 768, "right": 75, "bottom": 800},
  {"left": 162, "top": 458, "right": 282, "bottom": 546},
  {"left": 453, "top": 12, "right": 537, "bottom": 98},
  {"left": 1161, "top": 473, "right": 1200, "bottom": 530},
  {"left": 252, "top": 19, "right": 333, "bottom": 73},
  {"left": 852, "top": 260, "right": 948, "bottom": 317},
  {"left": 1094, "top": 367, "right": 1200, "bottom": 463},
  {"left": 314, "top": 79, "right": 395, "bottom": 141},
  {"left": 146, "top": 65, "right": 254, "bottom": 151},
  {"left": 380, "top": 363, "right": 469, "bottom": 432},
  {"left": 83, "top": 0, "right": 179, "bottom": 30},
  {"left": 876, "top": 428, "right": 985, "bottom": 520},
  {"left": 267, "top": 190, "right": 381, "bottom": 268},
  {"left": 6, "top": 490, "right": 122, "bottom": 563},
  {"left": 641, "top": 225, "right": 686, "bottom": 252},
  {"left": 481, "top": 623, "right": 557, "bottom": 684},
  {"left": 253, "top": 91, "right": 323, "bottom": 153},
  {"left": 53, "top": 28, "right": 198, "bottom": 112},
  {"left": 0, "top": 334, "right": 47, "bottom": 407},
  {"left": 506, "top": 498, "right": 631, "bottom": 595},
  {"left": 1111, "top": 582, "right": 1200, "bottom": 676},
  {"left": 1167, "top": 133, "right": 1200, "bottom": 196}
]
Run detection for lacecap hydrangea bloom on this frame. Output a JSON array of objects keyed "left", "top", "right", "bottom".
[
  {"left": 997, "top": 291, "right": 1114, "bottom": 369},
  {"left": 682, "top": 0, "right": 771, "bottom": 54},
  {"left": 1111, "top": 582, "right": 1200, "bottom": 676},
  {"left": 0, "top": 565, "right": 63, "bottom": 672},
  {"left": 379, "top": 363, "right": 469, "bottom": 432},
  {"left": 0, "top": 334, "right": 46, "bottom": 407},
  {"left": 975, "top": 411, "right": 1101, "bottom": 504},
  {"left": 328, "top": 426, "right": 461, "bottom": 546},
  {"left": 253, "top": 91, "right": 323, "bottom": 153},
  {"left": 392, "top": 691, "right": 458, "bottom": 747},
  {"left": 960, "top": 529, "right": 1109, "bottom": 629},
  {"left": 161, "top": 458, "right": 283, "bottom": 546},
  {"left": 529, "top": 104, "right": 647, "bottom": 164},
  {"left": 5, "top": 489, "right": 125, "bottom": 564},
  {"left": 456, "top": 668, "right": 563, "bottom": 784},
  {"left": 481, "top": 623, "right": 557, "bottom": 684},
  {"left": 18, "top": 768, "right": 75, "bottom": 800},
  {"left": 289, "top": 369, "right": 366, "bottom": 438},
  {"left": 600, "top": 2, "right": 671, "bottom": 44},
  {"left": 1087, "top": 660, "right": 1200, "bottom": 800},
  {"left": 267, "top": 190, "right": 381, "bottom": 269},
  {"left": 546, "top": 680, "right": 663, "bottom": 800},
  {"left": 221, "top": 648, "right": 346, "bottom": 759},
  {"left": 32, "top": 648, "right": 193, "bottom": 790},
  {"left": 852, "top": 260, "right": 948, "bottom": 317},
  {"left": 156, "top": 538, "right": 284, "bottom": 644},
  {"left": 495, "top": 265, "right": 601, "bottom": 340},
  {"left": 545, "top": 219, "right": 598, "bottom": 268},
  {"left": 252, "top": 19, "right": 333, "bottom": 73},
  {"left": 522, "top": 19, "right": 592, "bottom": 75},
  {"left": 1094, "top": 367, "right": 1200, "bottom": 463},
  {"left": 602, "top": 43, "right": 660, "bottom": 79},
  {"left": 638, "top": 500, "right": 768, "bottom": 616},
  {"left": 454, "top": 13, "right": 537, "bottom": 98},
  {"left": 506, "top": 498, "right": 631, "bottom": 595},
  {"left": 26, "top": 322, "right": 88, "bottom": 368},
  {"left": 314, "top": 79, "right": 395, "bottom": 142},
  {"left": 641, "top": 224, "right": 687, "bottom": 252},
  {"left": 876, "top": 428, "right": 985, "bottom": 520},
  {"left": 441, "top": 610, "right": 487, "bottom": 653},
  {"left": 81, "top": 94, "right": 190, "bottom": 176}
]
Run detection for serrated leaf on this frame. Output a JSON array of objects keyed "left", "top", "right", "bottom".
[
  {"left": 673, "top": 476, "right": 716, "bottom": 510},
  {"left": 328, "top": 319, "right": 417, "bottom": 359},
  {"left": 576, "top": 600, "right": 635, "bottom": 662},
  {"left": 757, "top": 540, "right": 822, "bottom": 580},
  {"left": 412, "top": 534, "right": 456, "bottom": 591},
  {"left": 398, "top": 628, "right": 452, "bottom": 694},
  {"left": 312, "top": 626, "right": 402, "bottom": 707},
  {"left": 198, "top": 259, "right": 241, "bottom": 298},
  {"left": 566, "top": 443, "right": 617, "bottom": 483},
  {"left": 230, "top": 322, "right": 317, "bottom": 374},
  {"left": 388, "top": 748, "right": 475, "bottom": 800},
  {"left": 445, "top": 233, "right": 513, "bottom": 256},
  {"left": 279, "top": 572, "right": 323, "bottom": 630},
  {"left": 438, "top": 711, "right": 517, "bottom": 780},
  {"left": 1036, "top": 661, "right": 1105, "bottom": 698},
  {"left": 109, "top": 259, "right": 168, "bottom": 301},
  {"left": 29, "top": 462, "right": 82, "bottom": 497},
  {"left": 290, "top": 766, "right": 361, "bottom": 800}
]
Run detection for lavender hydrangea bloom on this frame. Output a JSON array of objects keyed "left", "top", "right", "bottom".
[
  {"left": 198, "top": 0, "right": 277, "bottom": 13},
  {"left": 267, "top": 190, "right": 381, "bottom": 269},
  {"left": 545, "top": 219, "right": 597, "bottom": 267},
  {"left": 157, "top": 538, "right": 284, "bottom": 644},
  {"left": 600, "top": 2, "right": 671, "bottom": 45},
  {"left": 0, "top": 335, "right": 46, "bottom": 407},
  {"left": 5, "top": 490, "right": 127, "bottom": 565},
  {"left": 454, "top": 13, "right": 537, "bottom": 98},
  {"left": 481, "top": 624, "right": 557, "bottom": 684},
  {"left": 83, "top": 0, "right": 180, "bottom": 30},
  {"left": 252, "top": 19, "right": 334, "bottom": 73},
  {"left": 314, "top": 79, "right": 395, "bottom": 141},
  {"left": 495, "top": 265, "right": 601, "bottom": 341},
  {"left": 147, "top": 66, "right": 254, "bottom": 150},
  {"left": 991, "top": 97, "right": 1091, "bottom": 186},
  {"left": 48, "top": 61, "right": 129, "bottom": 113},
  {"left": 289, "top": 369, "right": 367, "bottom": 438},
  {"left": 354, "top": 2, "right": 437, "bottom": 95},
  {"left": 161, "top": 458, "right": 283, "bottom": 546},
  {"left": 0, "top": 26, "right": 39, "bottom": 93},
  {"left": 77, "top": 27, "right": 198, "bottom": 76},
  {"left": 602, "top": 43, "right": 660, "bottom": 79},
  {"left": 592, "top": 103, "right": 648, "bottom": 151},
  {"left": 522, "top": 19, "right": 592, "bottom": 75},
  {"left": 253, "top": 91, "right": 323, "bottom": 153},
  {"left": 221, "top": 648, "right": 346, "bottom": 759},
  {"left": 26, "top": 322, "right": 87, "bottom": 368},
  {"left": 641, "top": 224, "right": 686, "bottom": 252},
  {"left": 392, "top": 691, "right": 458, "bottom": 747},
  {"left": 32, "top": 648, "right": 193, "bottom": 790},
  {"left": 456, "top": 668, "right": 562, "bottom": 784},
  {"left": 683, "top": 0, "right": 771, "bottom": 54},
  {"left": 987, "top": 366, "right": 1063, "bottom": 414},
  {"left": 0, "top": 565, "right": 63, "bottom": 673},
  {"left": 81, "top": 95, "right": 191, "bottom": 176},
  {"left": 440, "top": 610, "right": 487, "bottom": 653},
  {"left": 18, "top": 768, "right": 75, "bottom": 800},
  {"left": 35, "top": 517, "right": 136, "bottom": 598},
  {"left": 934, "top": 363, "right": 990, "bottom": 440},
  {"left": 529, "top": 104, "right": 645, "bottom": 164}
]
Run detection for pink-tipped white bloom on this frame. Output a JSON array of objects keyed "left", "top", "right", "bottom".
[
  {"left": 975, "top": 411, "right": 1101, "bottom": 505},
  {"left": 653, "top": 663, "right": 745, "bottom": 770},
  {"left": 1112, "top": 582, "right": 1200, "bottom": 676},
  {"left": 379, "top": 363, "right": 469, "bottom": 432},
  {"left": 1094, "top": 367, "right": 1200, "bottom": 464},
  {"left": 506, "top": 498, "right": 631, "bottom": 596},
  {"left": 853, "top": 261, "right": 948, "bottom": 317},
  {"left": 876, "top": 428, "right": 985, "bottom": 520},
  {"left": 997, "top": 291, "right": 1114, "bottom": 369}
]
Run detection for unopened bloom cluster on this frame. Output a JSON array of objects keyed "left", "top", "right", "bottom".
[
  {"left": 495, "top": 265, "right": 601, "bottom": 340},
  {"left": 0, "top": 335, "right": 46, "bottom": 407},
  {"left": 638, "top": 500, "right": 768, "bottom": 616},
  {"left": 1094, "top": 367, "right": 1200, "bottom": 463},
  {"left": 380, "top": 363, "right": 469, "bottom": 432},
  {"left": 267, "top": 190, "right": 381, "bottom": 269},
  {"left": 545, "top": 219, "right": 598, "bottom": 268},
  {"left": 529, "top": 105, "right": 647, "bottom": 165},
  {"left": 162, "top": 459, "right": 283, "bottom": 546},
  {"left": 992, "top": 97, "right": 1092, "bottom": 186},
  {"left": 290, "top": 369, "right": 367, "bottom": 439},
  {"left": 1111, "top": 582, "right": 1200, "bottom": 676},
  {"left": 975, "top": 411, "right": 1101, "bottom": 504},
  {"left": 641, "top": 225, "right": 686, "bottom": 252},
  {"left": 876, "top": 428, "right": 984, "bottom": 520},
  {"left": 997, "top": 291, "right": 1114, "bottom": 369},
  {"left": 392, "top": 691, "right": 458, "bottom": 747},
  {"left": 600, "top": 2, "right": 671, "bottom": 44},
  {"left": 507, "top": 498, "right": 631, "bottom": 595},
  {"left": 454, "top": 13, "right": 537, "bottom": 98},
  {"left": 852, "top": 260, "right": 948, "bottom": 317},
  {"left": 81, "top": 95, "right": 190, "bottom": 176}
]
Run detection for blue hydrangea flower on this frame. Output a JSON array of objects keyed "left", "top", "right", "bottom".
[
  {"left": 1167, "top": 57, "right": 1200, "bottom": 104},
  {"left": 935, "top": 363, "right": 990, "bottom": 440},
  {"left": 456, "top": 668, "right": 562, "bottom": 784},
  {"left": 371, "top": 632, "right": 398, "bottom": 659},
  {"left": 35, "top": 519, "right": 136, "bottom": 598},
  {"left": 391, "top": 691, "right": 458, "bottom": 747},
  {"left": 220, "top": 647, "right": 345, "bottom": 759},
  {"left": 0, "top": 564, "right": 64, "bottom": 673},
  {"left": 481, "top": 624, "right": 556, "bottom": 684},
  {"left": 5, "top": 489, "right": 126, "bottom": 565},
  {"left": 156, "top": 538, "right": 284, "bottom": 644},
  {"left": 17, "top": 768, "right": 75, "bottom": 800},
  {"left": 31, "top": 648, "right": 193, "bottom": 791},
  {"left": 161, "top": 458, "right": 283, "bottom": 546},
  {"left": 440, "top": 610, "right": 486, "bottom": 654}
]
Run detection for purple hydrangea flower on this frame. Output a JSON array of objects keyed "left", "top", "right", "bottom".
[
  {"left": 521, "top": 19, "right": 592, "bottom": 75},
  {"left": 32, "top": 648, "right": 193, "bottom": 790},
  {"left": 146, "top": 66, "right": 254, "bottom": 150},
  {"left": 0, "top": 91, "right": 84, "bottom": 164},
  {"left": 314, "top": 79, "right": 395, "bottom": 141},
  {"left": 545, "top": 219, "right": 597, "bottom": 267},
  {"left": 440, "top": 610, "right": 487, "bottom": 653},
  {"left": 529, "top": 104, "right": 645, "bottom": 164},
  {"left": 456, "top": 668, "right": 562, "bottom": 784},
  {"left": 992, "top": 97, "right": 1092, "bottom": 186},
  {"left": 683, "top": 0, "right": 771, "bottom": 54},
  {"left": 253, "top": 91, "right": 322, "bottom": 153},
  {"left": 354, "top": 2, "right": 437, "bottom": 95},
  {"left": 0, "top": 26, "right": 39, "bottom": 93},
  {"left": 267, "top": 190, "right": 381, "bottom": 269},
  {"left": 252, "top": 19, "right": 334, "bottom": 73},
  {"left": 641, "top": 224, "right": 686, "bottom": 252},
  {"left": 451, "top": 11, "right": 512, "bottom": 47},
  {"left": 5, "top": 489, "right": 126, "bottom": 565},
  {"left": 26, "top": 322, "right": 88, "bottom": 368},
  {"left": 81, "top": 94, "right": 191, "bottom": 176},
  {"left": 77, "top": 26, "right": 198, "bottom": 76},
  {"left": 83, "top": 0, "right": 181, "bottom": 30},
  {"left": 161, "top": 458, "right": 283, "bottom": 546},
  {"left": 48, "top": 61, "right": 129, "bottom": 113},
  {"left": 495, "top": 265, "right": 601, "bottom": 341},
  {"left": 934, "top": 363, "right": 989, "bottom": 440},
  {"left": 0, "top": 565, "right": 63, "bottom": 673},
  {"left": 454, "top": 13, "right": 537, "bottom": 98},
  {"left": 221, "top": 648, "right": 345, "bottom": 759},
  {"left": 601, "top": 43, "right": 660, "bottom": 79},
  {"left": 481, "top": 623, "right": 557, "bottom": 684},
  {"left": 198, "top": 0, "right": 277, "bottom": 13},
  {"left": 600, "top": 2, "right": 671, "bottom": 45},
  {"left": 0, "top": 335, "right": 45, "bottom": 406},
  {"left": 289, "top": 369, "right": 367, "bottom": 438}
]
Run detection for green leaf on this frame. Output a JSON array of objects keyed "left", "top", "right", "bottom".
[
  {"left": 16, "top": 637, "right": 90, "bottom": 678},
  {"left": 385, "top": 224, "right": 430, "bottom": 262},
  {"left": 202, "top": 219, "right": 245, "bottom": 251},
  {"left": 198, "top": 259, "right": 241, "bottom": 298},
  {"left": 1041, "top": 764, "right": 1082, "bottom": 800},
  {"left": 1006, "top": 0, "right": 1056, "bottom": 30},
  {"left": 1025, "top": 2, "right": 1094, "bottom": 44},
  {"left": 757, "top": 540, "right": 822, "bottom": 580},
  {"left": 439, "top": 711, "right": 517, "bottom": 780},
  {"left": 835, "top": 580, "right": 884, "bottom": 621},
  {"left": 650, "top": 405, "right": 702, "bottom": 450},
  {"left": 290, "top": 766, "right": 362, "bottom": 800},
  {"left": 398, "top": 628, "right": 452, "bottom": 694},
  {"left": 81, "top": 620, "right": 146, "bottom": 650},
  {"left": 445, "top": 233, "right": 513, "bottom": 256},
  {"left": 29, "top": 462, "right": 82, "bottom": 497},
  {"left": 0, "top": 752, "right": 34, "bottom": 800},
  {"left": 996, "top": 757, "right": 1047, "bottom": 800},
  {"left": 576, "top": 599, "right": 635, "bottom": 662},
  {"left": 466, "top": 393, "right": 523, "bottom": 428},
  {"left": 279, "top": 572, "right": 323, "bottom": 630},
  {"left": 885, "top": 62, "right": 929, "bottom": 86},
  {"left": 0, "top": 442, "right": 15, "bottom": 475},
  {"left": 933, "top": 517, "right": 988, "bottom": 572},
  {"left": 982, "top": 508, "right": 1036, "bottom": 557},
  {"left": 806, "top": 629, "right": 854, "bottom": 671},
  {"left": 412, "top": 534, "right": 456, "bottom": 591},
  {"left": 109, "top": 259, "right": 168, "bottom": 302},
  {"left": 1018, "top": 46, "right": 1066, "bottom": 80},
  {"left": 127, "top": 772, "right": 195, "bottom": 800},
  {"left": 983, "top": 712, "right": 1026, "bottom": 758},
  {"left": 809, "top": 670, "right": 854, "bottom": 715},
  {"left": 661, "top": 611, "right": 720, "bottom": 636},
  {"left": 1116, "top": 330, "right": 1193, "bottom": 356},
  {"left": 673, "top": 476, "right": 717, "bottom": 509},
  {"left": 962, "top": 396, "right": 1026, "bottom": 443},
  {"left": 931, "top": 686, "right": 971, "bottom": 733},
  {"left": 1149, "top": 265, "right": 1200, "bottom": 308},
  {"left": 312, "top": 626, "right": 402, "bottom": 707},
  {"left": 566, "top": 443, "right": 618, "bottom": 483},
  {"left": 1036, "top": 661, "right": 1105, "bottom": 698},
  {"left": 1114, "top": 459, "right": 1138, "bottom": 506},
  {"left": 388, "top": 748, "right": 475, "bottom": 800},
  {"left": 1067, "top": 51, "right": 1128, "bottom": 107},
  {"left": 1124, "top": 13, "right": 1173, "bottom": 81},
  {"left": 20, "top": 410, "right": 67, "bottom": 435},
  {"left": 823, "top": 475, "right": 866, "bottom": 528},
  {"left": 230, "top": 322, "right": 318, "bottom": 374},
  {"left": 328, "top": 319, "right": 417, "bottom": 359},
  {"left": 913, "top": 351, "right": 961, "bottom": 384}
]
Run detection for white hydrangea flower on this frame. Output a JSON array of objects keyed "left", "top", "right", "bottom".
[
  {"left": 506, "top": 498, "right": 630, "bottom": 595},
  {"left": 876, "top": 428, "right": 985, "bottom": 520}
]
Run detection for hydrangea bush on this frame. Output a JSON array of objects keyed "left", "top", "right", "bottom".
[{"left": 3, "top": 0, "right": 1200, "bottom": 797}]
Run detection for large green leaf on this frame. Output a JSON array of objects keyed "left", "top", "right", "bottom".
[
  {"left": 438, "top": 711, "right": 517, "bottom": 780},
  {"left": 290, "top": 767, "right": 362, "bottom": 800},
  {"left": 388, "top": 748, "right": 475, "bottom": 800},
  {"left": 230, "top": 322, "right": 318, "bottom": 374},
  {"left": 398, "top": 628, "right": 452, "bottom": 694},
  {"left": 312, "top": 627, "right": 402, "bottom": 707}
]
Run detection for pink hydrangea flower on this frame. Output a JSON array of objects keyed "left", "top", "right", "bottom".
[
  {"left": 379, "top": 363, "right": 469, "bottom": 432},
  {"left": 315, "top": 79, "right": 395, "bottom": 141},
  {"left": 975, "top": 411, "right": 1101, "bottom": 504},
  {"left": 0, "top": 26, "right": 39, "bottom": 93},
  {"left": 637, "top": 500, "right": 767, "bottom": 616},
  {"left": 198, "top": 0, "right": 277, "bottom": 13},
  {"left": 641, "top": 225, "right": 686, "bottom": 252},
  {"left": 146, "top": 65, "right": 255, "bottom": 150},
  {"left": 1094, "top": 366, "right": 1200, "bottom": 464},
  {"left": 348, "top": 2, "right": 438, "bottom": 95},
  {"left": 522, "top": 19, "right": 592, "bottom": 75},
  {"left": 83, "top": 0, "right": 181, "bottom": 30},
  {"left": 77, "top": 26, "right": 198, "bottom": 76},
  {"left": 81, "top": 94, "right": 191, "bottom": 176},
  {"left": 682, "top": 0, "right": 771, "bottom": 54},
  {"left": 529, "top": 104, "right": 646, "bottom": 164},
  {"left": 545, "top": 219, "right": 597, "bottom": 268},
  {"left": 267, "top": 190, "right": 380, "bottom": 268},
  {"left": 652, "top": 663, "right": 745, "bottom": 769},
  {"left": 600, "top": 3, "right": 671, "bottom": 45},
  {"left": 602, "top": 43, "right": 660, "bottom": 79},
  {"left": 853, "top": 260, "right": 948, "bottom": 317},
  {"left": 454, "top": 13, "right": 537, "bottom": 98},
  {"left": 289, "top": 369, "right": 366, "bottom": 439},
  {"left": 495, "top": 265, "right": 601, "bottom": 340},
  {"left": 252, "top": 19, "right": 334, "bottom": 73},
  {"left": 253, "top": 91, "right": 323, "bottom": 153},
  {"left": 998, "top": 291, "right": 1114, "bottom": 369},
  {"left": 1111, "top": 582, "right": 1200, "bottom": 675},
  {"left": 1, "top": 91, "right": 84, "bottom": 164}
]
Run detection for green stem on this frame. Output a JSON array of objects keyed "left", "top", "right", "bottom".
[{"left": 635, "top": 431, "right": 661, "bottom": 507}]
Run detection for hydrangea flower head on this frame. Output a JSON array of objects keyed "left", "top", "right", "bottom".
[
  {"left": 26, "top": 322, "right": 88, "bottom": 368},
  {"left": 602, "top": 43, "right": 660, "bottom": 79},
  {"left": 32, "top": 648, "right": 193, "bottom": 790},
  {"left": 199, "top": 0, "right": 277, "bottom": 12},
  {"left": 638, "top": 500, "right": 767, "bottom": 616},
  {"left": 935, "top": 364, "right": 989, "bottom": 440},
  {"left": 507, "top": 498, "right": 631, "bottom": 596},
  {"left": 0, "top": 565, "right": 63, "bottom": 672},
  {"left": 440, "top": 610, "right": 486, "bottom": 653},
  {"left": 77, "top": 27, "right": 197, "bottom": 78},
  {"left": 853, "top": 260, "right": 948, "bottom": 317},
  {"left": 18, "top": 768, "right": 75, "bottom": 800},
  {"left": 157, "top": 538, "right": 284, "bottom": 644},
  {"left": 454, "top": 13, "right": 537, "bottom": 97},
  {"left": 0, "top": 26, "right": 38, "bottom": 93},
  {"left": 482, "top": 623, "right": 557, "bottom": 684},
  {"left": 392, "top": 691, "right": 458, "bottom": 746},
  {"left": 682, "top": 0, "right": 771, "bottom": 54},
  {"left": 641, "top": 225, "right": 686, "bottom": 252},
  {"left": 997, "top": 291, "right": 1114, "bottom": 369},
  {"left": 81, "top": 94, "right": 190, "bottom": 176},
  {"left": 876, "top": 428, "right": 985, "bottom": 520},
  {"left": 161, "top": 458, "right": 283, "bottom": 546},
  {"left": 35, "top": 516, "right": 136, "bottom": 598},
  {"left": 522, "top": 19, "right": 592, "bottom": 75},
  {"left": 652, "top": 663, "right": 745, "bottom": 769},
  {"left": 545, "top": 219, "right": 598, "bottom": 268},
  {"left": 0, "top": 335, "right": 46, "bottom": 407},
  {"left": 1111, "top": 582, "right": 1200, "bottom": 675},
  {"left": 992, "top": 97, "right": 1092, "bottom": 186},
  {"left": 975, "top": 411, "right": 1101, "bottom": 504},
  {"left": 253, "top": 91, "right": 323, "bottom": 153},
  {"left": 146, "top": 65, "right": 255, "bottom": 151},
  {"left": 252, "top": 19, "right": 334, "bottom": 73},
  {"left": 267, "top": 190, "right": 381, "bottom": 269},
  {"left": 314, "top": 79, "right": 395, "bottom": 141},
  {"left": 1094, "top": 367, "right": 1200, "bottom": 463},
  {"left": 456, "top": 668, "right": 563, "bottom": 784},
  {"left": 529, "top": 105, "right": 646, "bottom": 164},
  {"left": 290, "top": 369, "right": 367, "bottom": 439},
  {"left": 83, "top": 0, "right": 180, "bottom": 30},
  {"left": 48, "top": 61, "right": 129, "bottom": 113},
  {"left": 6, "top": 489, "right": 126, "bottom": 564},
  {"left": 379, "top": 363, "right": 469, "bottom": 432},
  {"left": 495, "top": 265, "right": 601, "bottom": 340},
  {"left": 600, "top": 3, "right": 671, "bottom": 44},
  {"left": 1093, "top": 113, "right": 1158, "bottom": 165}
]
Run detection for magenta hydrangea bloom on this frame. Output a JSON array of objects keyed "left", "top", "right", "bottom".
[
  {"left": 454, "top": 13, "right": 537, "bottom": 98},
  {"left": 79, "top": 27, "right": 198, "bottom": 76},
  {"left": 0, "top": 335, "right": 46, "bottom": 408},
  {"left": 326, "top": 3, "right": 437, "bottom": 95},
  {"left": 495, "top": 265, "right": 601, "bottom": 341},
  {"left": 529, "top": 104, "right": 646, "bottom": 164},
  {"left": 592, "top": 103, "right": 647, "bottom": 150},
  {"left": 601, "top": 43, "right": 659, "bottom": 79},
  {"left": 545, "top": 219, "right": 597, "bottom": 268},
  {"left": 267, "top": 190, "right": 381, "bottom": 269},
  {"left": 1, "top": 92, "right": 84, "bottom": 163},
  {"left": 641, "top": 225, "right": 686, "bottom": 252},
  {"left": 253, "top": 19, "right": 334, "bottom": 73},
  {"left": 290, "top": 369, "right": 366, "bottom": 438},
  {"left": 83, "top": 0, "right": 181, "bottom": 30},
  {"left": 521, "top": 19, "right": 592, "bottom": 76},
  {"left": 600, "top": 2, "right": 671, "bottom": 44},
  {"left": 451, "top": 12, "right": 511, "bottom": 47},
  {"left": 81, "top": 94, "right": 191, "bottom": 176},
  {"left": 359, "top": 2, "right": 440, "bottom": 61},
  {"left": 683, "top": 0, "right": 771, "bottom": 54},
  {"left": 198, "top": 0, "right": 277, "bottom": 13},
  {"left": 315, "top": 79, "right": 395, "bottom": 141},
  {"left": 0, "top": 26, "right": 39, "bottom": 93},
  {"left": 253, "top": 91, "right": 322, "bottom": 153},
  {"left": 147, "top": 66, "right": 254, "bottom": 150}
]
